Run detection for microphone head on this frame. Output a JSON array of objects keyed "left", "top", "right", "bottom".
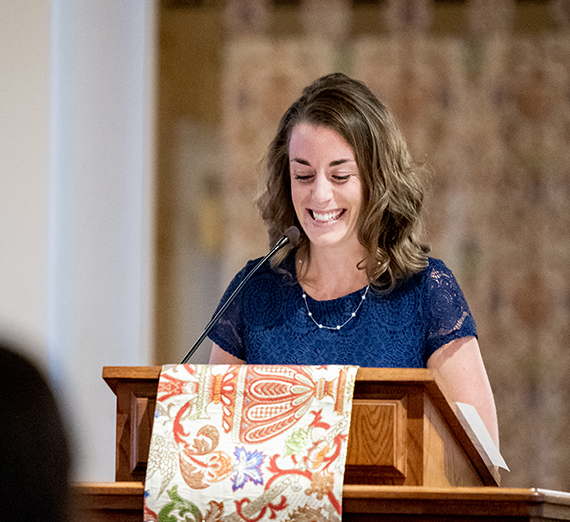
[{"left": 284, "top": 226, "right": 301, "bottom": 247}]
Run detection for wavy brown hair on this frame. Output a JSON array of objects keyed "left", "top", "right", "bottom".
[{"left": 257, "top": 73, "right": 430, "bottom": 292}]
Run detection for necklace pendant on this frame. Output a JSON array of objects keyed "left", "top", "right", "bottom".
[{"left": 302, "top": 285, "right": 370, "bottom": 332}]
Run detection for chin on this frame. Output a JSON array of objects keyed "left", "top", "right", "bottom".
[{"left": 306, "top": 231, "right": 353, "bottom": 249}]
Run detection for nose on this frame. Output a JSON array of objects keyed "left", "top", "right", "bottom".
[{"left": 312, "top": 173, "right": 333, "bottom": 204}]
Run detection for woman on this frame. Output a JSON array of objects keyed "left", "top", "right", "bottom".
[{"left": 209, "top": 73, "right": 499, "bottom": 446}]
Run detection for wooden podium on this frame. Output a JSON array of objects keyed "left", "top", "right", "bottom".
[{"left": 73, "top": 366, "right": 570, "bottom": 521}]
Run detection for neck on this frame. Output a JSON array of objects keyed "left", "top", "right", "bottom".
[{"left": 297, "top": 243, "right": 369, "bottom": 300}]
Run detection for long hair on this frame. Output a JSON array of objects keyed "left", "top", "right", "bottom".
[{"left": 257, "top": 73, "right": 429, "bottom": 292}]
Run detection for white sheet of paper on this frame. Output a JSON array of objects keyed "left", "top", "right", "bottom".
[{"left": 456, "top": 402, "right": 509, "bottom": 471}]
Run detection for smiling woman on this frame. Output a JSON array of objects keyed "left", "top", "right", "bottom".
[
  {"left": 289, "top": 123, "right": 363, "bottom": 282},
  {"left": 259, "top": 73, "right": 428, "bottom": 294},
  {"left": 208, "top": 73, "right": 499, "bottom": 448}
]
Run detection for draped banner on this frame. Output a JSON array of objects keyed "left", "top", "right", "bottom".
[{"left": 144, "top": 364, "right": 358, "bottom": 522}]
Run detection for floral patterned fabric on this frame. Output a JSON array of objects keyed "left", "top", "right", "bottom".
[{"left": 144, "top": 364, "right": 358, "bottom": 522}]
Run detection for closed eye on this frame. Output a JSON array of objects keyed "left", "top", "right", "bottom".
[
  {"left": 293, "top": 173, "right": 314, "bottom": 182},
  {"left": 332, "top": 174, "right": 351, "bottom": 183}
]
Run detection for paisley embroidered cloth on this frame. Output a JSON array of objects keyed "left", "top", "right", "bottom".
[{"left": 144, "top": 364, "right": 358, "bottom": 522}]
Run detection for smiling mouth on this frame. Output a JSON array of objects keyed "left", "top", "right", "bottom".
[{"left": 309, "top": 209, "right": 345, "bottom": 223}]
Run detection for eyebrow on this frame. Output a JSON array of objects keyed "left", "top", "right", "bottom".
[{"left": 291, "top": 158, "right": 354, "bottom": 167}]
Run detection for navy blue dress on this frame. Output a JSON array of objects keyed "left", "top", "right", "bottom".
[{"left": 208, "top": 255, "right": 476, "bottom": 367}]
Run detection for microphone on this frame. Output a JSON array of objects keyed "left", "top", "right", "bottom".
[{"left": 180, "top": 226, "right": 300, "bottom": 364}]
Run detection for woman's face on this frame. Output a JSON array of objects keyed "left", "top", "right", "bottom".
[{"left": 289, "top": 123, "right": 362, "bottom": 252}]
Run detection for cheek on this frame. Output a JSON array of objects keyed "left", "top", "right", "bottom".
[
  {"left": 352, "top": 181, "right": 364, "bottom": 206},
  {"left": 290, "top": 184, "right": 304, "bottom": 208}
]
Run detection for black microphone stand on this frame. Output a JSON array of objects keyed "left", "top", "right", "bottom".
[{"left": 180, "top": 227, "right": 299, "bottom": 364}]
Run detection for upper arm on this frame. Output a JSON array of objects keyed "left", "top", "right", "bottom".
[
  {"left": 209, "top": 342, "right": 246, "bottom": 365},
  {"left": 422, "top": 259, "right": 478, "bottom": 359},
  {"left": 427, "top": 336, "right": 499, "bottom": 448}
]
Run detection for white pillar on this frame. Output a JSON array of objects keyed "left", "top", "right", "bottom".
[{"left": 49, "top": 0, "right": 156, "bottom": 481}]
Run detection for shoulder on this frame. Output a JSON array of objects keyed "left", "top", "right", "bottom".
[
  {"left": 416, "top": 257, "right": 457, "bottom": 284},
  {"left": 426, "top": 257, "right": 453, "bottom": 273},
  {"left": 231, "top": 256, "right": 273, "bottom": 283},
  {"left": 239, "top": 252, "right": 296, "bottom": 282},
  {"left": 417, "top": 257, "right": 471, "bottom": 311},
  {"left": 411, "top": 257, "right": 467, "bottom": 303}
]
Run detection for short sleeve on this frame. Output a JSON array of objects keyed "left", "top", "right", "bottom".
[
  {"left": 207, "top": 261, "right": 258, "bottom": 360},
  {"left": 422, "top": 259, "right": 477, "bottom": 360}
]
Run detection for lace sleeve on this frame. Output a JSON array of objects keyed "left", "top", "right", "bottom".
[
  {"left": 207, "top": 261, "right": 257, "bottom": 360},
  {"left": 422, "top": 259, "right": 477, "bottom": 360}
]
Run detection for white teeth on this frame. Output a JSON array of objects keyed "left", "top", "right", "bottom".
[{"left": 311, "top": 210, "right": 343, "bottom": 222}]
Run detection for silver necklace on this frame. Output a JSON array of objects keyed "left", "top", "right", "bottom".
[{"left": 302, "top": 285, "right": 370, "bottom": 331}]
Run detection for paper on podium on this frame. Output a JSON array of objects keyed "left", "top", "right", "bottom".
[{"left": 456, "top": 402, "right": 509, "bottom": 471}]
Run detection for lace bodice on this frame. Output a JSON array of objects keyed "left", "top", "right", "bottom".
[{"left": 208, "top": 255, "right": 476, "bottom": 367}]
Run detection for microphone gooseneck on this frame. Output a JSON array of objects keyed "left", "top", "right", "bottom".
[{"left": 180, "top": 226, "right": 300, "bottom": 364}]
